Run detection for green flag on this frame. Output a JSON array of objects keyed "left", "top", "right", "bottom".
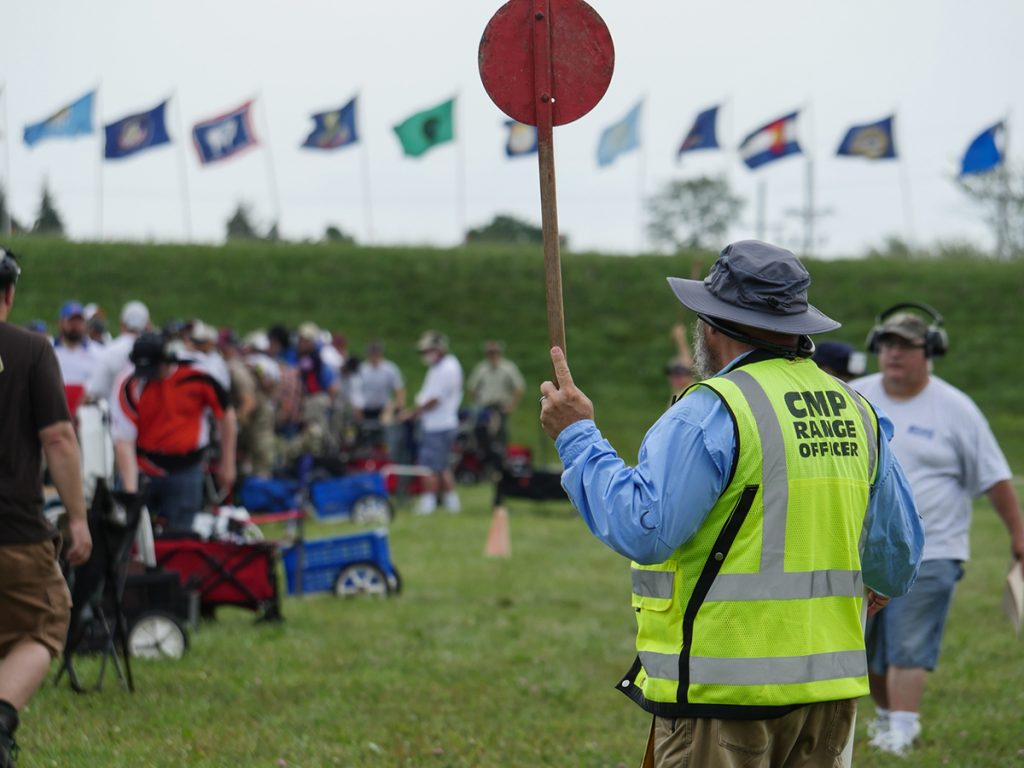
[{"left": 393, "top": 98, "right": 455, "bottom": 157}]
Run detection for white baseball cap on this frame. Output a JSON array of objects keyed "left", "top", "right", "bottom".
[
  {"left": 120, "top": 300, "right": 150, "bottom": 332},
  {"left": 189, "top": 320, "right": 217, "bottom": 344}
]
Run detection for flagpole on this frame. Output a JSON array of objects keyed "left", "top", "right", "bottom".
[
  {"left": 1, "top": 84, "right": 11, "bottom": 237},
  {"left": 723, "top": 94, "right": 734, "bottom": 199},
  {"left": 96, "top": 82, "right": 104, "bottom": 240},
  {"left": 637, "top": 96, "right": 647, "bottom": 254},
  {"left": 893, "top": 109, "right": 916, "bottom": 249},
  {"left": 756, "top": 179, "right": 766, "bottom": 240},
  {"left": 998, "top": 110, "right": 1012, "bottom": 260},
  {"left": 804, "top": 101, "right": 815, "bottom": 257},
  {"left": 172, "top": 90, "right": 193, "bottom": 242},
  {"left": 256, "top": 94, "right": 282, "bottom": 232},
  {"left": 454, "top": 92, "right": 466, "bottom": 244},
  {"left": 357, "top": 93, "right": 374, "bottom": 244}
]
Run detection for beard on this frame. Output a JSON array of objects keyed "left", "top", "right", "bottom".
[
  {"left": 692, "top": 318, "right": 720, "bottom": 380},
  {"left": 63, "top": 329, "right": 85, "bottom": 343}
]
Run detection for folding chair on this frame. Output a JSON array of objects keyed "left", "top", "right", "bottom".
[{"left": 56, "top": 481, "right": 145, "bottom": 693}]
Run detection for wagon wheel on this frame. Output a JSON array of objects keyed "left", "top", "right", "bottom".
[
  {"left": 127, "top": 610, "right": 189, "bottom": 659},
  {"left": 351, "top": 494, "right": 393, "bottom": 525},
  {"left": 334, "top": 562, "right": 389, "bottom": 598}
]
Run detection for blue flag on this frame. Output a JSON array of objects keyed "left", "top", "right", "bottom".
[
  {"left": 836, "top": 116, "right": 897, "bottom": 159},
  {"left": 678, "top": 106, "right": 720, "bottom": 158},
  {"left": 193, "top": 101, "right": 258, "bottom": 165},
  {"left": 960, "top": 122, "right": 1005, "bottom": 177},
  {"left": 104, "top": 101, "right": 171, "bottom": 160},
  {"left": 738, "top": 111, "right": 802, "bottom": 170},
  {"left": 24, "top": 91, "right": 95, "bottom": 147},
  {"left": 302, "top": 97, "right": 358, "bottom": 150},
  {"left": 505, "top": 120, "right": 538, "bottom": 157},
  {"left": 597, "top": 102, "right": 642, "bottom": 168}
]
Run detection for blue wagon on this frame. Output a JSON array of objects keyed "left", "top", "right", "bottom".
[
  {"left": 309, "top": 472, "right": 392, "bottom": 524},
  {"left": 237, "top": 472, "right": 393, "bottom": 525},
  {"left": 280, "top": 528, "right": 400, "bottom": 598}
]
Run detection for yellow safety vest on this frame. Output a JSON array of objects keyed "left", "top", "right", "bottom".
[{"left": 620, "top": 355, "right": 880, "bottom": 718}]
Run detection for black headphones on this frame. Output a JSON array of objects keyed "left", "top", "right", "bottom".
[
  {"left": 698, "top": 314, "right": 815, "bottom": 360},
  {"left": 0, "top": 247, "right": 20, "bottom": 287},
  {"left": 866, "top": 302, "right": 947, "bottom": 358}
]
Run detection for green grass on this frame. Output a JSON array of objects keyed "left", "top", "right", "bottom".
[
  {"left": 22, "top": 487, "right": 1024, "bottom": 767},
  {"left": 6, "top": 238, "right": 1024, "bottom": 765}
]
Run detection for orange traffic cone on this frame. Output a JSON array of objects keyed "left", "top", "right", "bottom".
[{"left": 484, "top": 505, "right": 511, "bottom": 558}]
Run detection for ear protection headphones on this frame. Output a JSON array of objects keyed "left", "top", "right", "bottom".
[{"left": 866, "top": 302, "right": 947, "bottom": 358}]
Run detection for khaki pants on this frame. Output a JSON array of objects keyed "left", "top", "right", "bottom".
[{"left": 641, "top": 699, "right": 857, "bottom": 768}]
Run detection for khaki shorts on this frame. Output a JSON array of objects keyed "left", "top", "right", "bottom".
[
  {"left": 0, "top": 539, "right": 72, "bottom": 658},
  {"left": 642, "top": 699, "right": 857, "bottom": 768}
]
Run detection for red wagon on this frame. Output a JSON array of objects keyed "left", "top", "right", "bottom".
[{"left": 154, "top": 537, "right": 283, "bottom": 621}]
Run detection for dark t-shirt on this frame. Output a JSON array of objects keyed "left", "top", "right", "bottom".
[{"left": 0, "top": 322, "right": 72, "bottom": 544}]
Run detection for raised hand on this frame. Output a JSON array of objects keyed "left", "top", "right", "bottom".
[{"left": 539, "top": 347, "right": 594, "bottom": 439}]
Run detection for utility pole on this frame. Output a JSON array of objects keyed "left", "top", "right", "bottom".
[{"left": 785, "top": 158, "right": 833, "bottom": 256}]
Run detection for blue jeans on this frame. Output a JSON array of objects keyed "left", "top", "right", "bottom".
[
  {"left": 866, "top": 558, "right": 964, "bottom": 673},
  {"left": 144, "top": 465, "right": 205, "bottom": 533}
]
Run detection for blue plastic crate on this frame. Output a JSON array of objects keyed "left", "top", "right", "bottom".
[
  {"left": 280, "top": 529, "right": 394, "bottom": 595},
  {"left": 309, "top": 472, "right": 388, "bottom": 519}
]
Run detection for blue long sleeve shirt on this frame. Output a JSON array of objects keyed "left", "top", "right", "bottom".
[{"left": 554, "top": 359, "right": 923, "bottom": 598}]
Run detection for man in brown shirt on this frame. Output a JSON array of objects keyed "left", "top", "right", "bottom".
[{"left": 0, "top": 247, "right": 91, "bottom": 768}]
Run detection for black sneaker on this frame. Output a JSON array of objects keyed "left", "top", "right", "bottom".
[{"left": 0, "top": 730, "right": 17, "bottom": 768}]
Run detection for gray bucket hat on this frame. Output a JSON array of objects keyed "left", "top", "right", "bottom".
[{"left": 667, "top": 240, "right": 840, "bottom": 335}]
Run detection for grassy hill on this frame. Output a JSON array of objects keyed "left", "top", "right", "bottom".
[{"left": 9, "top": 236, "right": 1023, "bottom": 464}]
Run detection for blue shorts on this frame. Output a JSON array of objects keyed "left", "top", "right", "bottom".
[
  {"left": 866, "top": 558, "right": 964, "bottom": 674},
  {"left": 417, "top": 429, "right": 457, "bottom": 473}
]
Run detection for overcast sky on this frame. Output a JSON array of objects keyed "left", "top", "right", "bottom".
[{"left": 2, "top": 0, "right": 1019, "bottom": 257}]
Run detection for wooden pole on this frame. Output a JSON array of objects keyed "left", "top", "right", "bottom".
[{"left": 533, "top": 0, "right": 566, "bottom": 358}]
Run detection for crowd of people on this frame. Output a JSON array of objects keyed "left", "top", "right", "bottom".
[{"left": 38, "top": 299, "right": 529, "bottom": 529}]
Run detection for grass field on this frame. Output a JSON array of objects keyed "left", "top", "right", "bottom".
[
  {"left": 6, "top": 238, "right": 1024, "bottom": 765},
  {"left": 23, "top": 487, "right": 1024, "bottom": 767}
]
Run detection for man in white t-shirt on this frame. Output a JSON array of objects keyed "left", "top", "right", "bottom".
[
  {"left": 52, "top": 300, "right": 99, "bottom": 419},
  {"left": 402, "top": 331, "right": 463, "bottom": 514},
  {"left": 853, "top": 309, "right": 1024, "bottom": 756}
]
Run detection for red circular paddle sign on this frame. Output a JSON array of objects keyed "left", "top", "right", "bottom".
[{"left": 479, "top": 0, "right": 615, "bottom": 127}]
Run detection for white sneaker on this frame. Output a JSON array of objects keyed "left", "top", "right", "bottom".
[
  {"left": 416, "top": 494, "right": 436, "bottom": 515},
  {"left": 871, "top": 723, "right": 920, "bottom": 757},
  {"left": 442, "top": 491, "right": 461, "bottom": 513},
  {"left": 866, "top": 713, "right": 890, "bottom": 742}
]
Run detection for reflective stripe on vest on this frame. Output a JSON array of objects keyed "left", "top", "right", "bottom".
[{"left": 640, "top": 649, "right": 868, "bottom": 684}]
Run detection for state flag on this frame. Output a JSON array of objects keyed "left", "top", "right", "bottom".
[
  {"left": 836, "top": 116, "right": 897, "bottom": 160},
  {"left": 738, "top": 111, "right": 802, "bottom": 169},
  {"left": 24, "top": 91, "right": 95, "bottom": 147},
  {"left": 960, "top": 122, "right": 1006, "bottom": 177},
  {"left": 393, "top": 99, "right": 455, "bottom": 158},
  {"left": 505, "top": 120, "right": 538, "bottom": 157},
  {"left": 302, "top": 97, "right": 358, "bottom": 151},
  {"left": 104, "top": 101, "right": 171, "bottom": 160},
  {"left": 597, "top": 101, "right": 642, "bottom": 168},
  {"left": 677, "top": 106, "right": 720, "bottom": 158},
  {"left": 193, "top": 101, "right": 258, "bottom": 165}
]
